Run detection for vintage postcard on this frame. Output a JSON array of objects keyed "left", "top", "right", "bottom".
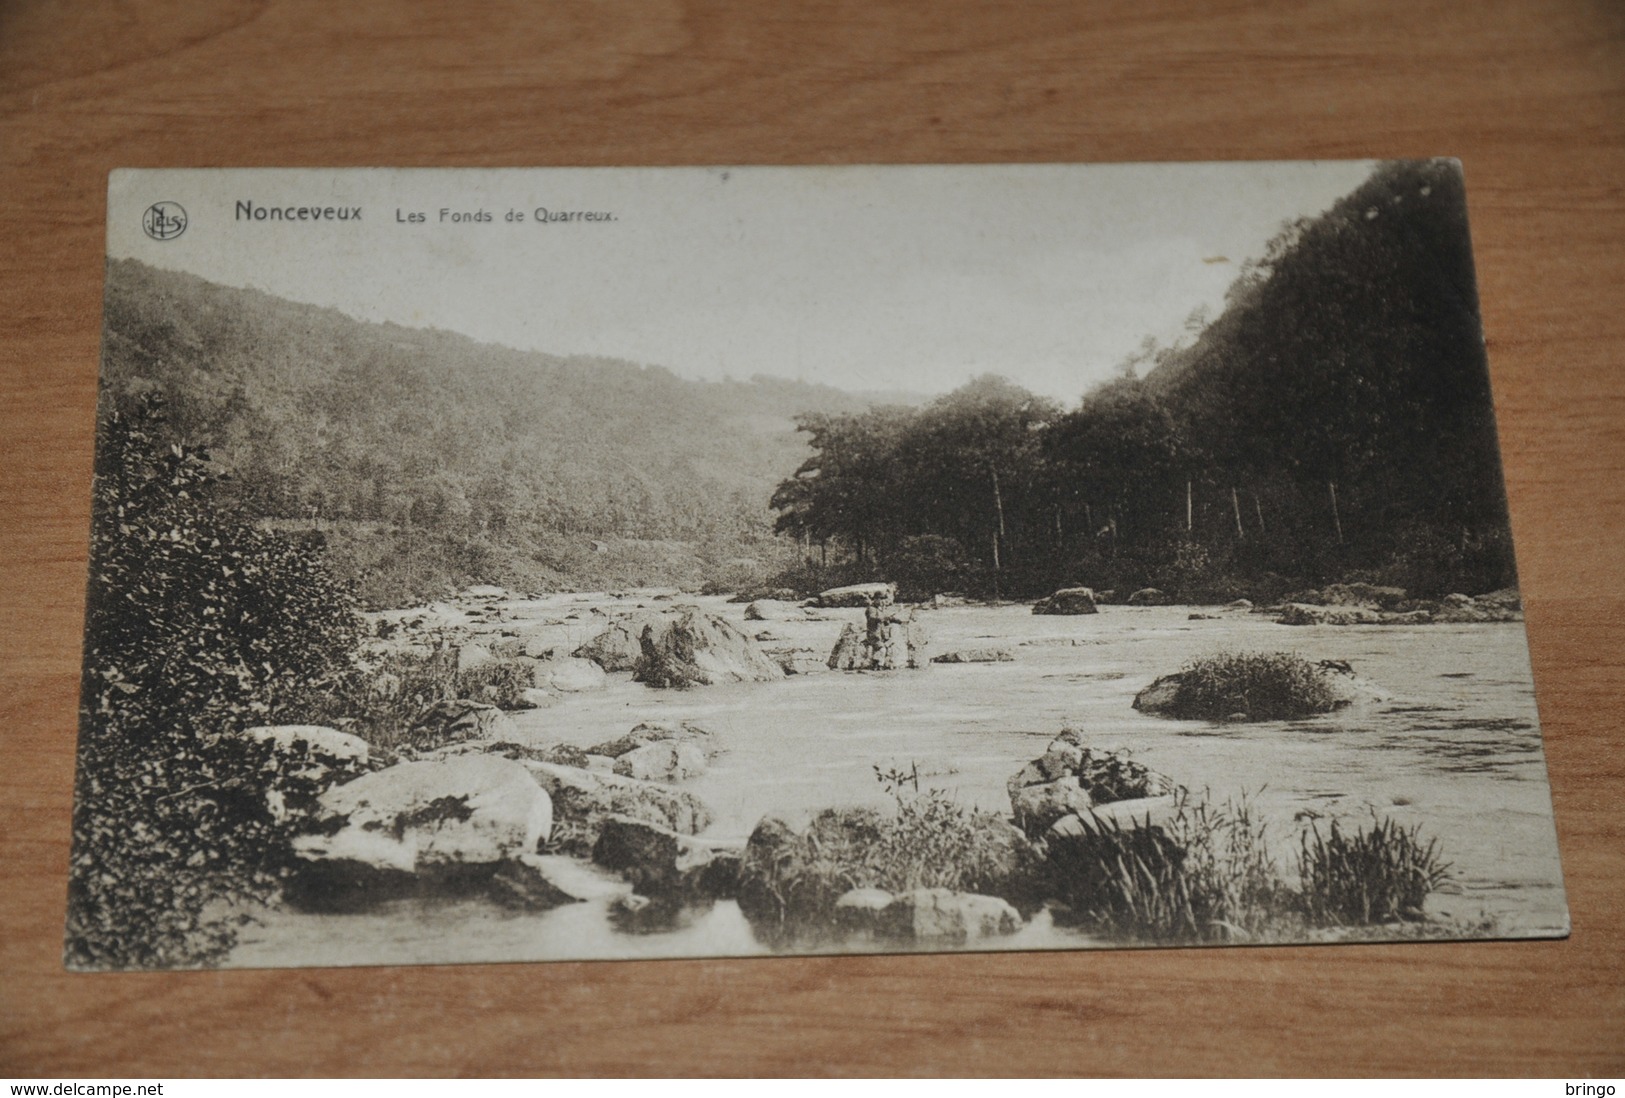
[{"left": 69, "top": 163, "right": 1567, "bottom": 970}]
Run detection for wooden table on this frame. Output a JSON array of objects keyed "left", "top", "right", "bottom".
[{"left": 3, "top": 0, "right": 1621, "bottom": 1077}]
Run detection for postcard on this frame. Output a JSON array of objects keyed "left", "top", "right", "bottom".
[{"left": 68, "top": 162, "right": 1567, "bottom": 969}]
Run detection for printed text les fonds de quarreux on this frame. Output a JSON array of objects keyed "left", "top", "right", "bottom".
[{"left": 232, "top": 201, "right": 616, "bottom": 225}]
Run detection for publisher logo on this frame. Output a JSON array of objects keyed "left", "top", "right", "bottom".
[{"left": 142, "top": 201, "right": 188, "bottom": 241}]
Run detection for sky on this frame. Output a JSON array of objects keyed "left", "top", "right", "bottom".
[{"left": 107, "top": 162, "right": 1376, "bottom": 404}]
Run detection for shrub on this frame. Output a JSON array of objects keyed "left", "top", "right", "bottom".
[
  {"left": 1172, "top": 650, "right": 1342, "bottom": 720},
  {"left": 1045, "top": 791, "right": 1288, "bottom": 942},
  {"left": 1298, "top": 816, "right": 1451, "bottom": 924},
  {"left": 68, "top": 400, "right": 365, "bottom": 969}
]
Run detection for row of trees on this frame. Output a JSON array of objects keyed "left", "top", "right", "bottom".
[{"left": 771, "top": 160, "right": 1517, "bottom": 601}]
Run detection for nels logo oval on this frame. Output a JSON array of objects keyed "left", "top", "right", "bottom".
[{"left": 142, "top": 201, "right": 188, "bottom": 241}]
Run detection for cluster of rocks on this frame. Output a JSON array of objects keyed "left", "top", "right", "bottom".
[
  {"left": 1028, "top": 585, "right": 1176, "bottom": 613},
  {"left": 257, "top": 717, "right": 731, "bottom": 916},
  {"left": 1005, "top": 728, "right": 1178, "bottom": 837},
  {"left": 1270, "top": 585, "right": 1521, "bottom": 626},
  {"left": 252, "top": 712, "right": 1233, "bottom": 949}
]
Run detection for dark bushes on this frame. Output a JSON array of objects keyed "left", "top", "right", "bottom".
[
  {"left": 1298, "top": 817, "right": 1450, "bottom": 924},
  {"left": 68, "top": 400, "right": 365, "bottom": 969}
]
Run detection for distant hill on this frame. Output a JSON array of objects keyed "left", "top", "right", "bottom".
[{"left": 98, "top": 258, "right": 922, "bottom": 605}]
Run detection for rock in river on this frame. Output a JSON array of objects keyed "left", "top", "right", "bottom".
[
  {"left": 1007, "top": 729, "right": 1177, "bottom": 836},
  {"left": 573, "top": 611, "right": 670, "bottom": 672},
  {"left": 743, "top": 599, "right": 808, "bottom": 622},
  {"left": 518, "top": 761, "right": 714, "bottom": 852},
  {"left": 827, "top": 609, "right": 928, "bottom": 671},
  {"left": 294, "top": 754, "right": 551, "bottom": 870},
  {"left": 588, "top": 720, "right": 715, "bottom": 760},
  {"left": 1031, "top": 587, "right": 1099, "bottom": 615},
  {"left": 634, "top": 610, "right": 784, "bottom": 688},
  {"left": 931, "top": 648, "right": 1014, "bottom": 664},
  {"left": 613, "top": 739, "right": 708, "bottom": 783},
  {"left": 814, "top": 582, "right": 898, "bottom": 608},
  {"left": 591, "top": 814, "right": 742, "bottom": 899},
  {"left": 1133, "top": 655, "right": 1389, "bottom": 720}
]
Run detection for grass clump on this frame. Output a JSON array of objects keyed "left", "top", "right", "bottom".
[
  {"left": 1298, "top": 816, "right": 1450, "bottom": 924},
  {"left": 1172, "top": 650, "right": 1342, "bottom": 720},
  {"left": 1045, "top": 793, "right": 1452, "bottom": 943},
  {"left": 1045, "top": 791, "right": 1289, "bottom": 942}
]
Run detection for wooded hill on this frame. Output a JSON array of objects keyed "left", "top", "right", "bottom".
[
  {"left": 770, "top": 160, "right": 1518, "bottom": 601},
  {"left": 97, "top": 259, "right": 917, "bottom": 606}
]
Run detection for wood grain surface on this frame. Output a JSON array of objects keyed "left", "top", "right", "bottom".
[{"left": 2, "top": 0, "right": 1622, "bottom": 1078}]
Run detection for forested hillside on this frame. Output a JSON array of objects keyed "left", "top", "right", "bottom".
[
  {"left": 770, "top": 160, "right": 1518, "bottom": 600},
  {"left": 97, "top": 259, "right": 913, "bottom": 605}
]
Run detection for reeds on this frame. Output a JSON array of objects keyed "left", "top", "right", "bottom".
[
  {"left": 1045, "top": 792, "right": 1449, "bottom": 942},
  {"left": 1045, "top": 790, "right": 1286, "bottom": 942},
  {"left": 1298, "top": 816, "right": 1450, "bottom": 924}
]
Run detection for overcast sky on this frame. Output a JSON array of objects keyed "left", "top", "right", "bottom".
[{"left": 108, "top": 162, "right": 1376, "bottom": 404}]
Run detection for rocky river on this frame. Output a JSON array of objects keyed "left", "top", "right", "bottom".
[{"left": 228, "top": 589, "right": 1568, "bottom": 968}]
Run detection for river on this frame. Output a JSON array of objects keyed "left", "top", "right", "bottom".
[{"left": 230, "top": 595, "right": 1568, "bottom": 968}]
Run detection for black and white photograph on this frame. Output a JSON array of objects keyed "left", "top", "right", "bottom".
[{"left": 68, "top": 162, "right": 1568, "bottom": 971}]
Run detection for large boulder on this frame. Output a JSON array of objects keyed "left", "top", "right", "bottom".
[
  {"left": 763, "top": 645, "right": 828, "bottom": 676},
  {"left": 1009, "top": 777, "right": 1095, "bottom": 837},
  {"left": 877, "top": 889, "right": 1023, "bottom": 943},
  {"left": 1007, "top": 729, "right": 1176, "bottom": 836},
  {"left": 290, "top": 754, "right": 553, "bottom": 910},
  {"left": 541, "top": 656, "right": 607, "bottom": 693},
  {"left": 1127, "top": 587, "right": 1174, "bottom": 606},
  {"left": 814, "top": 582, "right": 898, "bottom": 608},
  {"left": 239, "top": 724, "right": 371, "bottom": 821},
  {"left": 1032, "top": 587, "right": 1099, "bottom": 615},
  {"left": 1133, "top": 656, "right": 1388, "bottom": 720},
  {"left": 826, "top": 610, "right": 928, "bottom": 671},
  {"left": 519, "top": 760, "right": 714, "bottom": 852},
  {"left": 1276, "top": 603, "right": 1386, "bottom": 626},
  {"left": 613, "top": 739, "right": 708, "bottom": 783},
  {"left": 633, "top": 610, "right": 784, "bottom": 688},
  {"left": 573, "top": 612, "right": 669, "bottom": 672}
]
